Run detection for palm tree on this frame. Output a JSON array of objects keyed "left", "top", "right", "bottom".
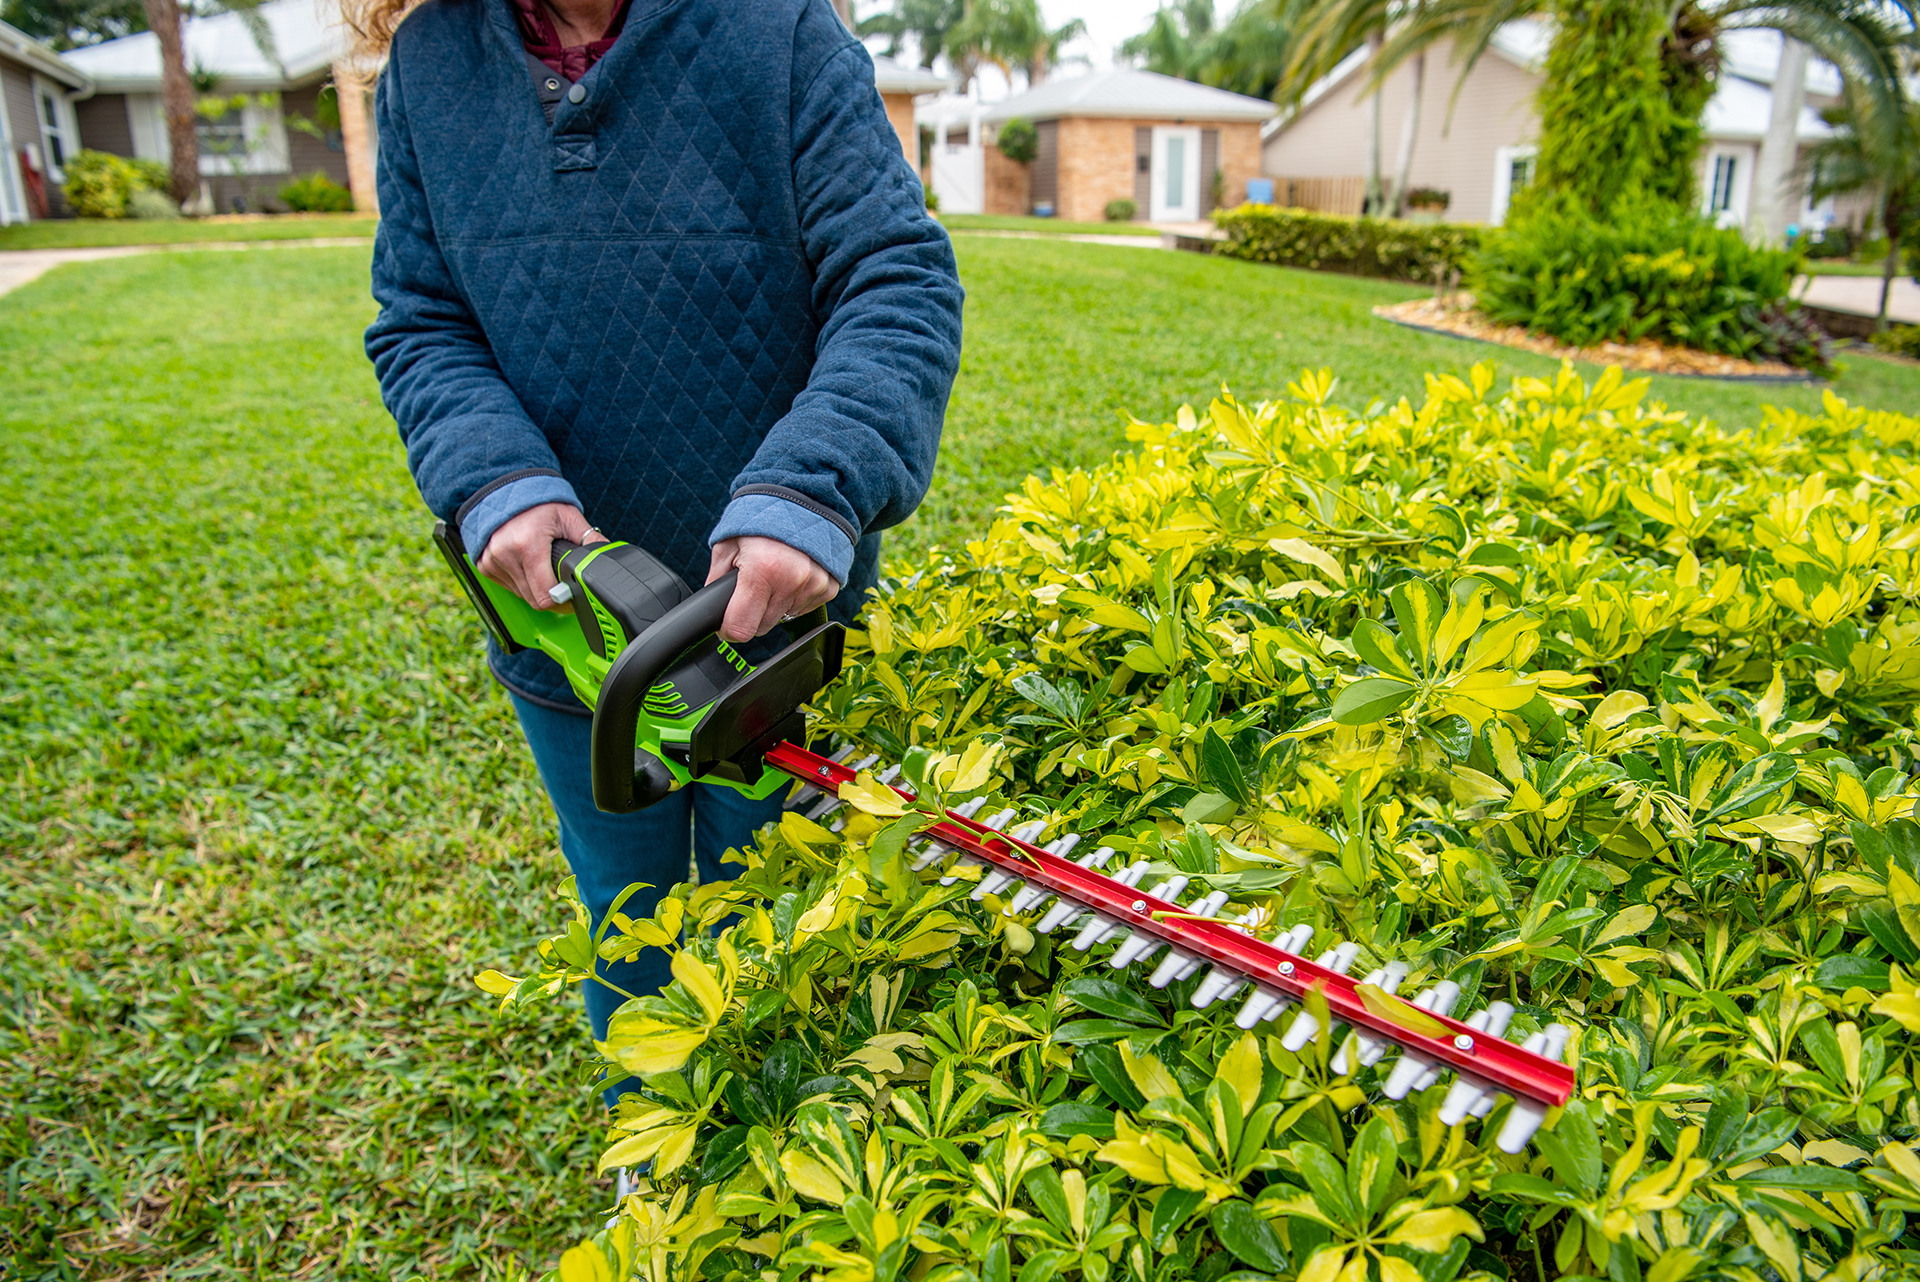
[
  {"left": 858, "top": 0, "right": 963, "bottom": 69},
  {"left": 139, "top": 0, "right": 278, "bottom": 207},
  {"left": 1119, "top": 0, "right": 1218, "bottom": 81},
  {"left": 1803, "top": 90, "right": 1919, "bottom": 329},
  {"left": 1320, "top": 0, "right": 1917, "bottom": 217},
  {"left": 946, "top": 0, "right": 1085, "bottom": 89}
]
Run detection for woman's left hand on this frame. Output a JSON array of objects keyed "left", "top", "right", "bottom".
[{"left": 707, "top": 536, "right": 838, "bottom": 642}]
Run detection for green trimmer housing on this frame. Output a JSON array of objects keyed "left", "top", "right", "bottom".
[{"left": 431, "top": 522, "right": 844, "bottom": 815}]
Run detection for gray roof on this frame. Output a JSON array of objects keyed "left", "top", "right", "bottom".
[
  {"left": 62, "top": 0, "right": 343, "bottom": 90},
  {"left": 870, "top": 53, "right": 949, "bottom": 95},
  {"left": 0, "top": 18, "right": 90, "bottom": 89},
  {"left": 983, "top": 68, "right": 1276, "bottom": 124}
]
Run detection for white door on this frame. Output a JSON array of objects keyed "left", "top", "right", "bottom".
[
  {"left": 930, "top": 116, "right": 984, "bottom": 215},
  {"left": 1150, "top": 126, "right": 1201, "bottom": 222},
  {"left": 0, "top": 84, "right": 24, "bottom": 224}
]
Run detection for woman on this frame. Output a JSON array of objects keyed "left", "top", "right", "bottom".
[{"left": 354, "top": 0, "right": 963, "bottom": 1103}]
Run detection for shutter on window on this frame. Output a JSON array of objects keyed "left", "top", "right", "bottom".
[
  {"left": 1032, "top": 120, "right": 1058, "bottom": 209},
  {"left": 1134, "top": 127, "right": 1151, "bottom": 207},
  {"left": 1200, "top": 129, "right": 1220, "bottom": 211}
]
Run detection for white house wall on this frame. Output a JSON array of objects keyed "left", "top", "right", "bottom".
[{"left": 1261, "top": 37, "right": 1540, "bottom": 223}]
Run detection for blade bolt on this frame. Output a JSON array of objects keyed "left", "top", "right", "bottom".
[
  {"left": 818, "top": 766, "right": 831, "bottom": 777},
  {"left": 1130, "top": 900, "right": 1147, "bottom": 913},
  {"left": 1277, "top": 962, "right": 1295, "bottom": 976},
  {"left": 1453, "top": 1034, "right": 1474, "bottom": 1051}
]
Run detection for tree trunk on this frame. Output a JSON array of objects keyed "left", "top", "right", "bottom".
[
  {"left": 1364, "top": 31, "right": 1383, "bottom": 215},
  {"left": 830, "top": 0, "right": 852, "bottom": 29},
  {"left": 1880, "top": 193, "right": 1901, "bottom": 331},
  {"left": 143, "top": 0, "right": 197, "bottom": 207},
  {"left": 333, "top": 61, "right": 378, "bottom": 215},
  {"left": 1385, "top": 48, "right": 1425, "bottom": 217},
  {"left": 1028, "top": 53, "right": 1047, "bottom": 86},
  {"left": 1749, "top": 37, "right": 1809, "bottom": 244}
]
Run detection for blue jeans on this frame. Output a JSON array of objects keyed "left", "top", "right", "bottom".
[{"left": 510, "top": 692, "right": 786, "bottom": 1103}]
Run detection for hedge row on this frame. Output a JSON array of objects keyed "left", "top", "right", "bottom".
[
  {"left": 493, "top": 363, "right": 1920, "bottom": 1282},
  {"left": 1211, "top": 204, "right": 1482, "bottom": 282}
]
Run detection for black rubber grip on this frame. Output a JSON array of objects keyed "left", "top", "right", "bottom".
[
  {"left": 551, "top": 539, "right": 584, "bottom": 572},
  {"left": 591, "top": 572, "right": 740, "bottom": 812}
]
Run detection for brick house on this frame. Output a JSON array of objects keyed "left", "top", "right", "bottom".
[
  {"left": 0, "top": 20, "right": 90, "bottom": 223},
  {"left": 871, "top": 54, "right": 948, "bottom": 164},
  {"left": 62, "top": 0, "right": 375, "bottom": 215},
  {"left": 975, "top": 69, "right": 1275, "bottom": 223}
]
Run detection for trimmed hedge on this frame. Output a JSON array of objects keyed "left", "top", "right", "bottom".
[
  {"left": 1211, "top": 204, "right": 1482, "bottom": 282},
  {"left": 493, "top": 363, "right": 1920, "bottom": 1282}
]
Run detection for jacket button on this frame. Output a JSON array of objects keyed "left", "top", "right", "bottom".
[{"left": 567, "top": 83, "right": 585, "bottom": 103}]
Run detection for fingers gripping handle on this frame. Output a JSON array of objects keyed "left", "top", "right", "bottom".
[{"left": 591, "top": 572, "right": 740, "bottom": 813}]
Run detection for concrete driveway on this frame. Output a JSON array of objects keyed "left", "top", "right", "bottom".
[{"left": 1796, "top": 273, "right": 1920, "bottom": 325}]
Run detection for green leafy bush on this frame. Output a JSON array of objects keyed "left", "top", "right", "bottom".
[
  {"left": 996, "top": 118, "right": 1039, "bottom": 166},
  {"left": 1803, "top": 226, "right": 1856, "bottom": 259},
  {"left": 1212, "top": 205, "right": 1482, "bottom": 282},
  {"left": 1405, "top": 187, "right": 1449, "bottom": 211},
  {"left": 1105, "top": 198, "right": 1138, "bottom": 222},
  {"left": 492, "top": 363, "right": 1920, "bottom": 1282},
  {"left": 278, "top": 170, "right": 354, "bottom": 213},
  {"left": 1873, "top": 325, "right": 1920, "bottom": 359},
  {"left": 126, "top": 188, "right": 181, "bottom": 220},
  {"left": 1473, "top": 203, "right": 1827, "bottom": 370},
  {"left": 62, "top": 149, "right": 167, "bottom": 219}
]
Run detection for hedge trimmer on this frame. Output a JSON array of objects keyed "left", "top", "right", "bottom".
[{"left": 435, "top": 527, "right": 1576, "bottom": 1151}]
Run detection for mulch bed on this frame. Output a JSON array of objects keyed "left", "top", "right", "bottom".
[{"left": 1375, "top": 296, "right": 1816, "bottom": 382}]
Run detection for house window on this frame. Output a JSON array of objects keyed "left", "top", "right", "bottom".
[
  {"left": 1509, "top": 153, "right": 1534, "bottom": 196},
  {"left": 197, "top": 107, "right": 249, "bottom": 163},
  {"left": 1709, "top": 154, "right": 1737, "bottom": 213},
  {"left": 32, "top": 80, "right": 75, "bottom": 181}
]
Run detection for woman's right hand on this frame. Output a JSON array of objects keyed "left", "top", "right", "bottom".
[{"left": 477, "top": 502, "right": 606, "bottom": 611}]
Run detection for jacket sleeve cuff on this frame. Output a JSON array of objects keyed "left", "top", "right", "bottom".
[
  {"left": 709, "top": 493, "right": 855, "bottom": 585},
  {"left": 459, "top": 473, "right": 582, "bottom": 556}
]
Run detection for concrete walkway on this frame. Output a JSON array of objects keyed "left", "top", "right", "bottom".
[
  {"left": 0, "top": 236, "right": 374, "bottom": 298},
  {"left": 1795, "top": 273, "right": 1920, "bottom": 325},
  {"left": 945, "top": 228, "right": 1168, "bottom": 249}
]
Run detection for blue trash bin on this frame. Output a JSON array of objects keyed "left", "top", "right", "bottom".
[{"left": 1245, "top": 177, "right": 1275, "bottom": 205}]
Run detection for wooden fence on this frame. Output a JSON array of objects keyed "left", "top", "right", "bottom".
[{"left": 1264, "top": 176, "right": 1368, "bottom": 216}]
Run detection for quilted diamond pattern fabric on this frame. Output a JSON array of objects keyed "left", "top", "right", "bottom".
[{"left": 366, "top": 0, "right": 964, "bottom": 707}]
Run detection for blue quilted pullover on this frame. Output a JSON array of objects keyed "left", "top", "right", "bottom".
[{"left": 366, "top": 0, "right": 964, "bottom": 711}]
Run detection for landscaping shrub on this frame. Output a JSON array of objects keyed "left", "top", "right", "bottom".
[
  {"left": 489, "top": 363, "right": 1920, "bottom": 1282},
  {"left": 62, "top": 149, "right": 166, "bottom": 218},
  {"left": 278, "top": 170, "right": 354, "bottom": 213},
  {"left": 127, "top": 187, "right": 181, "bottom": 220},
  {"left": 996, "top": 118, "right": 1038, "bottom": 166},
  {"left": 1803, "top": 225, "right": 1856, "bottom": 259},
  {"left": 1212, "top": 204, "right": 1481, "bottom": 282},
  {"left": 1872, "top": 324, "right": 1920, "bottom": 359},
  {"left": 1105, "top": 197, "right": 1137, "bottom": 222},
  {"left": 1472, "top": 202, "right": 1827, "bottom": 370},
  {"left": 1405, "top": 187, "right": 1450, "bottom": 212}
]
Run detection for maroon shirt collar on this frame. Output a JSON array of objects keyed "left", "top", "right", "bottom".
[{"left": 510, "top": 0, "right": 632, "bottom": 80}]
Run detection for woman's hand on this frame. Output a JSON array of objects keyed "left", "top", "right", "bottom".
[
  {"left": 478, "top": 502, "right": 605, "bottom": 611},
  {"left": 707, "top": 536, "right": 838, "bottom": 642}
]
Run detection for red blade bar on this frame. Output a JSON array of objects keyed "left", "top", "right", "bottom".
[{"left": 766, "top": 741, "right": 1575, "bottom": 1109}]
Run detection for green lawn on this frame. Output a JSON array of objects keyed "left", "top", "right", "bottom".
[
  {"left": 936, "top": 212, "right": 1162, "bottom": 237},
  {"left": 1800, "top": 260, "right": 1901, "bottom": 277},
  {"left": 4, "top": 238, "right": 1917, "bottom": 1281},
  {"left": 0, "top": 213, "right": 378, "bottom": 250}
]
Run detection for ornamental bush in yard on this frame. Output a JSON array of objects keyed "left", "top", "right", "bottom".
[
  {"left": 1471, "top": 204, "right": 1830, "bottom": 374},
  {"left": 490, "top": 364, "right": 1920, "bottom": 1282}
]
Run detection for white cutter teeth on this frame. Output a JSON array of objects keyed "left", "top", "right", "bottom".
[
  {"left": 1495, "top": 1025, "right": 1571, "bottom": 1152},
  {"left": 1068, "top": 861, "right": 1150, "bottom": 948},
  {"left": 784, "top": 745, "right": 860, "bottom": 808},
  {"left": 1436, "top": 1002, "right": 1517, "bottom": 1123},
  {"left": 973, "top": 821, "right": 1049, "bottom": 901},
  {"left": 1377, "top": 981, "right": 1463, "bottom": 1097},
  {"left": 939, "top": 809, "right": 1014, "bottom": 885},
  {"left": 794, "top": 751, "right": 1569, "bottom": 1152}
]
